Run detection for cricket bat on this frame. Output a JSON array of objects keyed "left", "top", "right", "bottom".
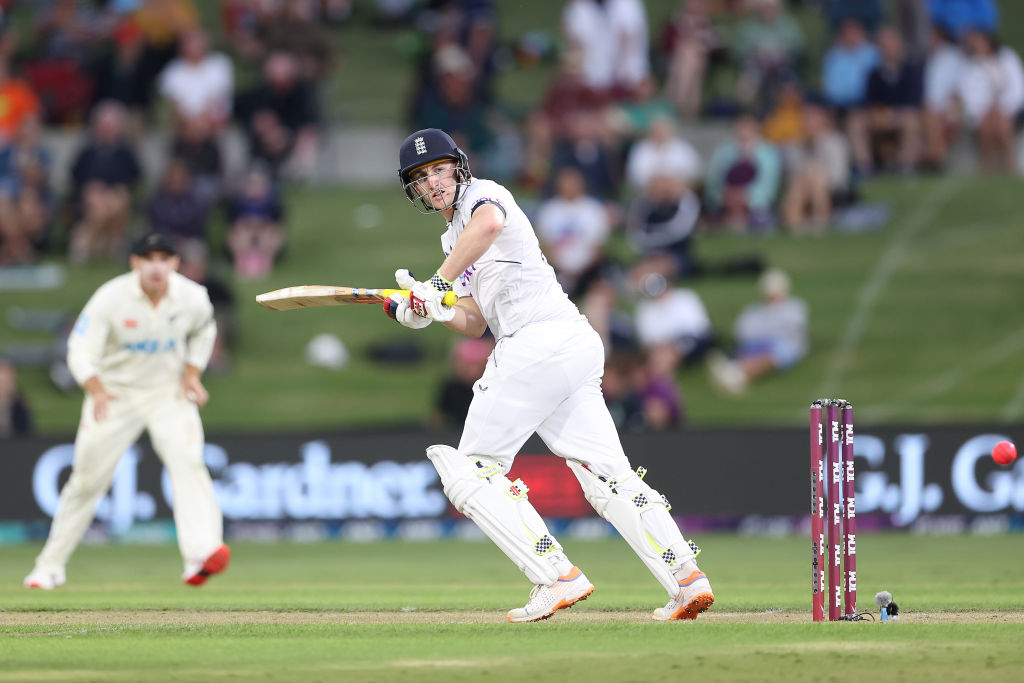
[{"left": 255, "top": 286, "right": 459, "bottom": 311}]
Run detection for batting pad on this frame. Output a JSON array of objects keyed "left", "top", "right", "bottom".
[
  {"left": 426, "top": 445, "right": 565, "bottom": 586},
  {"left": 568, "top": 461, "right": 695, "bottom": 597}
]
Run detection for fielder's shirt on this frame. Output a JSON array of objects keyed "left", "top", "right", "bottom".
[
  {"left": 68, "top": 271, "right": 216, "bottom": 391},
  {"left": 441, "top": 178, "right": 583, "bottom": 340}
]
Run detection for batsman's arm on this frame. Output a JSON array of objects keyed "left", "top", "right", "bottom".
[
  {"left": 443, "top": 296, "right": 488, "bottom": 338},
  {"left": 436, "top": 203, "right": 504, "bottom": 283}
]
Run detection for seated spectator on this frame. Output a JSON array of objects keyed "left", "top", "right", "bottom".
[
  {"left": 921, "top": 26, "right": 964, "bottom": 170},
  {"left": 659, "top": 0, "right": 724, "bottom": 119},
  {"left": 226, "top": 163, "right": 285, "bottom": 280},
  {"left": 603, "top": 351, "right": 645, "bottom": 431},
  {"left": 607, "top": 0, "right": 651, "bottom": 100},
  {"left": 0, "top": 359, "right": 33, "bottom": 438},
  {"left": 634, "top": 272, "right": 714, "bottom": 375},
  {"left": 133, "top": 0, "right": 201, "bottom": 81},
  {"left": 146, "top": 158, "right": 209, "bottom": 247},
  {"left": 157, "top": 27, "right": 233, "bottom": 134},
  {"left": 235, "top": 51, "right": 320, "bottom": 179},
  {"left": 562, "top": 0, "right": 616, "bottom": 97},
  {"left": 0, "top": 59, "right": 42, "bottom": 146},
  {"left": 708, "top": 268, "right": 808, "bottom": 395},
  {"left": 546, "top": 109, "right": 619, "bottom": 200},
  {"left": 957, "top": 29, "right": 1024, "bottom": 173},
  {"left": 821, "top": 18, "right": 879, "bottom": 176},
  {"left": 634, "top": 361, "right": 685, "bottom": 430},
  {"left": 732, "top": 0, "right": 805, "bottom": 109},
  {"left": 625, "top": 173, "right": 701, "bottom": 283},
  {"left": 170, "top": 115, "right": 224, "bottom": 207},
  {"left": 864, "top": 27, "right": 923, "bottom": 175},
  {"left": 535, "top": 166, "right": 611, "bottom": 299},
  {"left": 414, "top": 45, "right": 492, "bottom": 161},
  {"left": 761, "top": 79, "right": 807, "bottom": 152},
  {"left": 823, "top": 0, "right": 883, "bottom": 35},
  {"left": 781, "top": 102, "right": 851, "bottom": 235},
  {"left": 610, "top": 75, "right": 678, "bottom": 142},
  {"left": 0, "top": 115, "right": 55, "bottom": 263},
  {"left": 255, "top": 0, "right": 337, "bottom": 80},
  {"left": 67, "top": 100, "right": 142, "bottom": 263},
  {"left": 430, "top": 336, "right": 494, "bottom": 428},
  {"left": 177, "top": 240, "right": 235, "bottom": 374},
  {"left": 704, "top": 114, "right": 782, "bottom": 232},
  {"left": 90, "top": 19, "right": 153, "bottom": 136},
  {"left": 928, "top": 0, "right": 998, "bottom": 41},
  {"left": 624, "top": 115, "right": 702, "bottom": 194}
]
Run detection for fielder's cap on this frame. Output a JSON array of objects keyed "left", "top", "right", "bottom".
[{"left": 131, "top": 232, "right": 177, "bottom": 257}]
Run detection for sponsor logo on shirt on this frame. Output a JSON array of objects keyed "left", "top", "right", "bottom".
[
  {"left": 121, "top": 338, "right": 177, "bottom": 354},
  {"left": 123, "top": 318, "right": 138, "bottom": 328}
]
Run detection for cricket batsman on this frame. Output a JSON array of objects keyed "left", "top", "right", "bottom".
[
  {"left": 24, "top": 233, "right": 229, "bottom": 589},
  {"left": 384, "top": 128, "right": 713, "bottom": 622}
]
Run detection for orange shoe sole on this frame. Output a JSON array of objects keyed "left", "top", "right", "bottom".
[
  {"left": 671, "top": 591, "right": 715, "bottom": 620},
  {"left": 185, "top": 544, "right": 231, "bottom": 587},
  {"left": 508, "top": 585, "right": 595, "bottom": 623}
]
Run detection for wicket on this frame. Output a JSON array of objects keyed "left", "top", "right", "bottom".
[{"left": 809, "top": 398, "right": 856, "bottom": 621}]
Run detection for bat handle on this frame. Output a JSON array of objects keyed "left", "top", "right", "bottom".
[{"left": 441, "top": 291, "right": 459, "bottom": 306}]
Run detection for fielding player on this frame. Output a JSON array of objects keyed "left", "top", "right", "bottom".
[
  {"left": 385, "top": 129, "right": 713, "bottom": 622},
  {"left": 24, "top": 233, "right": 229, "bottom": 590}
]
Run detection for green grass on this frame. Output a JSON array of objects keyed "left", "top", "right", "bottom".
[
  {"left": 6, "top": 174, "right": 1024, "bottom": 434},
  {"left": 1, "top": 535, "right": 1023, "bottom": 681}
]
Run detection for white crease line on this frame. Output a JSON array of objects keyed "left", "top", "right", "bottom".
[{"left": 817, "top": 177, "right": 964, "bottom": 396}]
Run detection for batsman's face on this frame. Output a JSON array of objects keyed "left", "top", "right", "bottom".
[
  {"left": 409, "top": 161, "right": 458, "bottom": 210},
  {"left": 131, "top": 251, "right": 180, "bottom": 294}
]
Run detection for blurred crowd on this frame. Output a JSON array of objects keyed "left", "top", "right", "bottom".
[{"left": 0, "top": 0, "right": 1018, "bottom": 435}]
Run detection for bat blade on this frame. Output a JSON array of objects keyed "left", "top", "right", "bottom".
[{"left": 255, "top": 286, "right": 458, "bottom": 311}]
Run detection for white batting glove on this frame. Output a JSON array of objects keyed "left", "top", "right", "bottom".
[
  {"left": 385, "top": 292, "right": 432, "bottom": 329},
  {"left": 395, "top": 268, "right": 456, "bottom": 322}
]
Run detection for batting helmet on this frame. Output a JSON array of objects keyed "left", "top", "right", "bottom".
[{"left": 397, "top": 128, "right": 471, "bottom": 213}]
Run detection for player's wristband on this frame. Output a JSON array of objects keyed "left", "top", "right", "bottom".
[{"left": 430, "top": 271, "right": 454, "bottom": 293}]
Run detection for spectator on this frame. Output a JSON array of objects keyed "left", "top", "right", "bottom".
[
  {"left": 535, "top": 166, "right": 611, "bottom": 298},
  {"left": 170, "top": 116, "right": 224, "bottom": 207},
  {"left": 957, "top": 29, "right": 1024, "bottom": 173},
  {"left": 255, "top": 0, "right": 336, "bottom": 80},
  {"left": 0, "top": 360, "right": 33, "bottom": 438},
  {"left": 607, "top": 0, "right": 650, "bottom": 99},
  {"left": 546, "top": 108, "right": 619, "bottom": 200},
  {"left": 177, "top": 240, "right": 236, "bottom": 375},
  {"left": 414, "top": 45, "right": 492, "bottom": 160},
  {"left": 659, "top": 0, "right": 723, "bottom": 119},
  {"left": 704, "top": 114, "right": 782, "bottom": 232},
  {"left": 0, "top": 115, "right": 55, "bottom": 263},
  {"left": 68, "top": 101, "right": 142, "bottom": 264},
  {"left": 90, "top": 19, "right": 153, "bottom": 134},
  {"left": 864, "top": 26, "right": 923, "bottom": 175},
  {"left": 921, "top": 26, "right": 964, "bottom": 170},
  {"left": 430, "top": 336, "right": 494, "bottom": 428},
  {"left": 602, "top": 351, "right": 645, "bottom": 431},
  {"left": 821, "top": 18, "right": 879, "bottom": 176},
  {"left": 781, "top": 102, "right": 851, "bottom": 235},
  {"left": 562, "top": 0, "right": 616, "bottom": 96},
  {"left": 634, "top": 361, "right": 685, "bottom": 430},
  {"left": 625, "top": 173, "right": 701, "bottom": 283},
  {"left": 928, "top": 0, "right": 998, "bottom": 41},
  {"left": 235, "top": 51, "right": 320, "bottom": 178},
  {"left": 157, "top": 27, "right": 233, "bottom": 134},
  {"left": 146, "top": 158, "right": 209, "bottom": 247},
  {"left": 226, "top": 163, "right": 285, "bottom": 280},
  {"left": 624, "top": 115, "right": 702, "bottom": 193},
  {"left": 0, "top": 59, "right": 42, "bottom": 145},
  {"left": 732, "top": 0, "right": 805, "bottom": 109},
  {"left": 133, "top": 0, "right": 201, "bottom": 82},
  {"left": 762, "top": 79, "right": 807, "bottom": 151},
  {"left": 823, "top": 0, "right": 883, "bottom": 35},
  {"left": 634, "top": 272, "right": 714, "bottom": 375},
  {"left": 708, "top": 268, "right": 808, "bottom": 395}
]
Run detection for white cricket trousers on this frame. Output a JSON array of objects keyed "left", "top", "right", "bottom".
[
  {"left": 458, "top": 319, "right": 631, "bottom": 477},
  {"left": 35, "top": 382, "right": 223, "bottom": 573}
]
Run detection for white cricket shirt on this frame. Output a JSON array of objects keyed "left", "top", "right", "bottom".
[
  {"left": 441, "top": 178, "right": 583, "bottom": 339},
  {"left": 67, "top": 270, "right": 217, "bottom": 391}
]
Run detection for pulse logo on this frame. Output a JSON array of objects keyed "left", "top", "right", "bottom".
[{"left": 414, "top": 137, "right": 427, "bottom": 155}]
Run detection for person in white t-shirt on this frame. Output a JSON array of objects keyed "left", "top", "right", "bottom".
[
  {"left": 922, "top": 25, "right": 964, "bottom": 169},
  {"left": 24, "top": 233, "right": 229, "bottom": 590},
  {"left": 158, "top": 28, "right": 234, "bottom": 130},
  {"left": 625, "top": 116, "right": 702, "bottom": 192},
  {"left": 957, "top": 29, "right": 1024, "bottom": 172},
  {"left": 384, "top": 128, "right": 713, "bottom": 623}
]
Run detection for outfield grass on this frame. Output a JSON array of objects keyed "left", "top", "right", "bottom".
[{"left": 1, "top": 534, "right": 1023, "bottom": 681}]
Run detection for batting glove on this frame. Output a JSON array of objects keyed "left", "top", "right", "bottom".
[
  {"left": 395, "top": 268, "right": 456, "bottom": 322},
  {"left": 383, "top": 292, "right": 432, "bottom": 329}
]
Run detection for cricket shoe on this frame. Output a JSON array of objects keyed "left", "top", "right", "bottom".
[
  {"left": 652, "top": 570, "right": 714, "bottom": 621},
  {"left": 24, "top": 567, "right": 66, "bottom": 590},
  {"left": 507, "top": 567, "right": 594, "bottom": 623},
  {"left": 183, "top": 544, "right": 231, "bottom": 587}
]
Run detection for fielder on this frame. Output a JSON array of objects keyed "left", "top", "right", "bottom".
[
  {"left": 384, "top": 129, "right": 714, "bottom": 622},
  {"left": 24, "top": 233, "right": 229, "bottom": 590}
]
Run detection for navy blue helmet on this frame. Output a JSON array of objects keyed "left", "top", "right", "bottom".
[{"left": 397, "top": 129, "right": 471, "bottom": 213}]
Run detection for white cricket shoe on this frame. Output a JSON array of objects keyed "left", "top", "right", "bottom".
[
  {"left": 652, "top": 570, "right": 714, "bottom": 621},
  {"left": 507, "top": 567, "right": 594, "bottom": 623},
  {"left": 24, "top": 567, "right": 66, "bottom": 590}
]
